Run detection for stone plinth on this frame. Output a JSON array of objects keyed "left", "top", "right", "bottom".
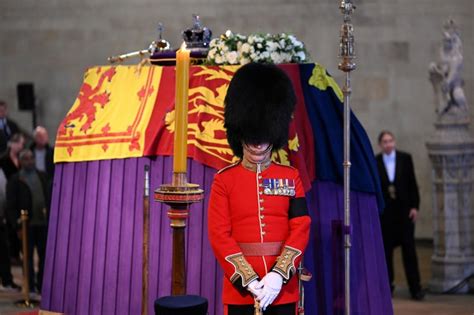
[{"left": 426, "top": 121, "right": 474, "bottom": 293}]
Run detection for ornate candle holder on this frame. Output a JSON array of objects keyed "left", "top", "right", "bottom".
[
  {"left": 154, "top": 174, "right": 204, "bottom": 295},
  {"left": 154, "top": 42, "right": 204, "bottom": 296},
  {"left": 155, "top": 173, "right": 204, "bottom": 228}
]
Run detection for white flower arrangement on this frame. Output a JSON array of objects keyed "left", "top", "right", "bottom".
[{"left": 207, "top": 30, "right": 310, "bottom": 65}]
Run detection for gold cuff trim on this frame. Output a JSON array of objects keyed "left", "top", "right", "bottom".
[
  {"left": 225, "top": 252, "right": 259, "bottom": 287},
  {"left": 272, "top": 245, "right": 302, "bottom": 281}
]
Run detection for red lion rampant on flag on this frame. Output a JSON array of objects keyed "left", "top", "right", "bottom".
[{"left": 59, "top": 67, "right": 116, "bottom": 135}]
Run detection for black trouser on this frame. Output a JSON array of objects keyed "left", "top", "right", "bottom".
[
  {"left": 227, "top": 303, "right": 296, "bottom": 315},
  {"left": 27, "top": 225, "right": 47, "bottom": 292},
  {"left": 381, "top": 205, "right": 421, "bottom": 295},
  {"left": 7, "top": 221, "right": 21, "bottom": 260},
  {"left": 0, "top": 221, "right": 14, "bottom": 285}
]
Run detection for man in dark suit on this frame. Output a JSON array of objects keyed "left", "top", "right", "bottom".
[
  {"left": 6, "top": 149, "right": 51, "bottom": 293},
  {"left": 376, "top": 130, "right": 424, "bottom": 300},
  {"left": 0, "top": 100, "right": 20, "bottom": 154}
]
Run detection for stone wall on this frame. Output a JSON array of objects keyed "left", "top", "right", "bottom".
[{"left": 0, "top": 0, "right": 473, "bottom": 238}]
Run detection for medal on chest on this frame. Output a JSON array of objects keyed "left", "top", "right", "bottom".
[{"left": 262, "top": 178, "right": 296, "bottom": 196}]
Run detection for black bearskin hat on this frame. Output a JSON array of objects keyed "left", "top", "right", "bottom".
[{"left": 224, "top": 63, "right": 296, "bottom": 158}]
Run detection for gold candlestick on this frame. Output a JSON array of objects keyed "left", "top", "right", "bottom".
[{"left": 155, "top": 42, "right": 204, "bottom": 296}]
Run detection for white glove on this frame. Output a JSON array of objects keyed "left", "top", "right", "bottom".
[
  {"left": 247, "top": 279, "right": 263, "bottom": 297},
  {"left": 256, "top": 272, "right": 283, "bottom": 310}
]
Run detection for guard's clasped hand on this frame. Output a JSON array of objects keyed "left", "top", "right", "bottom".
[
  {"left": 247, "top": 279, "right": 263, "bottom": 297},
  {"left": 255, "top": 272, "right": 283, "bottom": 311}
]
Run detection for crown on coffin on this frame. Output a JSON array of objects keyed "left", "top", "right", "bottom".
[{"left": 182, "top": 14, "right": 212, "bottom": 51}]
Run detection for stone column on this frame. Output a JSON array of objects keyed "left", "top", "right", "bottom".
[{"left": 426, "top": 20, "right": 474, "bottom": 293}]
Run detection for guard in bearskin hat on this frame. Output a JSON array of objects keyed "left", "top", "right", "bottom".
[{"left": 207, "top": 63, "right": 311, "bottom": 315}]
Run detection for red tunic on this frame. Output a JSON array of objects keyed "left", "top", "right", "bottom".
[{"left": 208, "top": 161, "right": 311, "bottom": 305}]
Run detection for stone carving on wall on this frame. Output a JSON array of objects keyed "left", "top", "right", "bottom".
[{"left": 429, "top": 19, "right": 469, "bottom": 122}]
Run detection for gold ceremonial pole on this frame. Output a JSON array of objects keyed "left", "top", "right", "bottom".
[
  {"left": 155, "top": 43, "right": 204, "bottom": 296},
  {"left": 15, "top": 210, "right": 39, "bottom": 308},
  {"left": 141, "top": 165, "right": 150, "bottom": 315},
  {"left": 254, "top": 300, "right": 262, "bottom": 315}
]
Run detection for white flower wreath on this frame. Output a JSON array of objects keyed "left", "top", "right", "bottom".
[{"left": 207, "top": 30, "right": 310, "bottom": 65}]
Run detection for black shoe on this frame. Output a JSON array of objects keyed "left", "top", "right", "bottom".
[
  {"left": 2, "top": 282, "right": 21, "bottom": 292},
  {"left": 411, "top": 289, "right": 426, "bottom": 301}
]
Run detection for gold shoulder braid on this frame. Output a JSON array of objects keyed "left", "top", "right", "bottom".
[
  {"left": 272, "top": 245, "right": 302, "bottom": 281},
  {"left": 225, "top": 253, "right": 259, "bottom": 287}
]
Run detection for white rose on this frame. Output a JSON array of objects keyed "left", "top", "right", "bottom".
[
  {"left": 225, "top": 30, "right": 233, "bottom": 37},
  {"left": 241, "top": 43, "right": 251, "bottom": 54},
  {"left": 289, "top": 35, "right": 297, "bottom": 45},
  {"left": 256, "top": 43, "right": 263, "bottom": 49},
  {"left": 296, "top": 51, "right": 306, "bottom": 61},
  {"left": 226, "top": 51, "right": 238, "bottom": 64},
  {"left": 248, "top": 35, "right": 255, "bottom": 44},
  {"left": 250, "top": 52, "right": 258, "bottom": 60},
  {"left": 208, "top": 48, "right": 216, "bottom": 59},
  {"left": 271, "top": 51, "right": 283, "bottom": 64},
  {"left": 215, "top": 54, "right": 224, "bottom": 64},
  {"left": 266, "top": 42, "right": 276, "bottom": 51}
]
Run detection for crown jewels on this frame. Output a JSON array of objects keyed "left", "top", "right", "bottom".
[{"left": 182, "top": 14, "right": 212, "bottom": 52}]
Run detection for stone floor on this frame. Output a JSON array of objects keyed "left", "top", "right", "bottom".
[
  {"left": 392, "top": 242, "right": 473, "bottom": 315},
  {"left": 1, "top": 242, "right": 473, "bottom": 315}
]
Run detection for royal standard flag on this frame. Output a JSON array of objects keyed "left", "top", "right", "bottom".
[{"left": 54, "top": 65, "right": 162, "bottom": 162}]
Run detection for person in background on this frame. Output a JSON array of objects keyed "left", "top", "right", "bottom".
[
  {"left": 376, "top": 130, "right": 425, "bottom": 301},
  {"left": 0, "top": 133, "right": 25, "bottom": 264},
  {"left": 0, "top": 167, "right": 21, "bottom": 291},
  {"left": 0, "top": 133, "right": 25, "bottom": 180},
  {"left": 0, "top": 101, "right": 20, "bottom": 154},
  {"left": 6, "top": 149, "right": 51, "bottom": 293},
  {"left": 30, "top": 126, "right": 54, "bottom": 181}
]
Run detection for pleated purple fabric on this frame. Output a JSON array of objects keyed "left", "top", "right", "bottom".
[{"left": 41, "top": 156, "right": 392, "bottom": 315}]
